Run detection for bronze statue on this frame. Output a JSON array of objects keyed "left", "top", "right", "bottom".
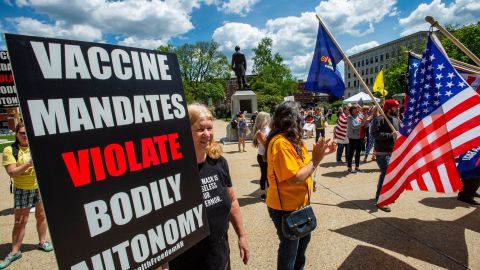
[{"left": 231, "top": 45, "right": 248, "bottom": 89}]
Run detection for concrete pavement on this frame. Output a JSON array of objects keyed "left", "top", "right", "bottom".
[
  {"left": 0, "top": 119, "right": 478, "bottom": 269},
  {"left": 220, "top": 120, "right": 479, "bottom": 270}
]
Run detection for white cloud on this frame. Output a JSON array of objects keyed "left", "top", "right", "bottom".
[
  {"left": 213, "top": 12, "right": 333, "bottom": 79},
  {"left": 210, "top": 0, "right": 396, "bottom": 79},
  {"left": 10, "top": 17, "right": 102, "bottom": 42},
  {"left": 212, "top": 1, "right": 396, "bottom": 79},
  {"left": 285, "top": 52, "right": 314, "bottom": 81},
  {"left": 399, "top": 0, "right": 480, "bottom": 36},
  {"left": 10, "top": 0, "right": 199, "bottom": 44},
  {"left": 218, "top": 0, "right": 259, "bottom": 16},
  {"left": 118, "top": 36, "right": 167, "bottom": 50},
  {"left": 265, "top": 12, "right": 318, "bottom": 58},
  {"left": 315, "top": 0, "right": 397, "bottom": 36},
  {"left": 213, "top": 22, "right": 264, "bottom": 51},
  {"left": 345, "top": 41, "right": 380, "bottom": 55}
]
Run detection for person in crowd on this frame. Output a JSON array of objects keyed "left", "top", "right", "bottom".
[
  {"left": 327, "top": 108, "right": 333, "bottom": 121},
  {"left": 299, "top": 110, "right": 306, "bottom": 138},
  {"left": 313, "top": 107, "right": 327, "bottom": 142},
  {"left": 168, "top": 104, "right": 249, "bottom": 269},
  {"left": 458, "top": 175, "right": 480, "bottom": 206},
  {"left": 0, "top": 123, "right": 53, "bottom": 270},
  {"left": 334, "top": 106, "right": 349, "bottom": 164},
  {"left": 370, "top": 99, "right": 401, "bottom": 212},
  {"left": 360, "top": 106, "right": 370, "bottom": 152},
  {"left": 347, "top": 104, "right": 368, "bottom": 173},
  {"left": 336, "top": 107, "right": 343, "bottom": 119},
  {"left": 250, "top": 111, "right": 258, "bottom": 125},
  {"left": 237, "top": 111, "right": 248, "bottom": 152},
  {"left": 456, "top": 147, "right": 480, "bottom": 205},
  {"left": 303, "top": 111, "right": 315, "bottom": 139},
  {"left": 265, "top": 101, "right": 336, "bottom": 270},
  {"left": 253, "top": 112, "right": 271, "bottom": 201},
  {"left": 364, "top": 106, "right": 379, "bottom": 162}
]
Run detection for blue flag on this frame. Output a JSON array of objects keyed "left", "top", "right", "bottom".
[{"left": 304, "top": 23, "right": 345, "bottom": 98}]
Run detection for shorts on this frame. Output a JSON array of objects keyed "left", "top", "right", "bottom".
[
  {"left": 14, "top": 187, "right": 41, "bottom": 209},
  {"left": 238, "top": 129, "right": 247, "bottom": 139}
]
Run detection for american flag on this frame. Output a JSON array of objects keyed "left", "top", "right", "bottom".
[
  {"left": 377, "top": 34, "right": 480, "bottom": 206},
  {"left": 460, "top": 73, "right": 480, "bottom": 93}
]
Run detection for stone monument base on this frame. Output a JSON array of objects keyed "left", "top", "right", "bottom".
[{"left": 221, "top": 124, "right": 253, "bottom": 144}]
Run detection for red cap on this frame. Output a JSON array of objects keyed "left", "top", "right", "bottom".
[{"left": 384, "top": 99, "right": 400, "bottom": 112}]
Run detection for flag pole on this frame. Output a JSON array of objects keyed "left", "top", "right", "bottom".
[
  {"left": 425, "top": 16, "right": 480, "bottom": 67},
  {"left": 315, "top": 14, "right": 397, "bottom": 131},
  {"left": 408, "top": 51, "right": 480, "bottom": 75}
]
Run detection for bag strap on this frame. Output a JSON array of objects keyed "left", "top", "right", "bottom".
[
  {"left": 11, "top": 142, "right": 19, "bottom": 161},
  {"left": 270, "top": 136, "right": 311, "bottom": 211}
]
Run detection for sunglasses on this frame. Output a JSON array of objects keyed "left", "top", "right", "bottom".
[{"left": 18, "top": 131, "right": 26, "bottom": 135}]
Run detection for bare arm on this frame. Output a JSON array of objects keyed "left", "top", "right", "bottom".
[
  {"left": 257, "top": 131, "right": 266, "bottom": 147},
  {"left": 5, "top": 160, "right": 32, "bottom": 178},
  {"left": 227, "top": 187, "right": 249, "bottom": 265}
]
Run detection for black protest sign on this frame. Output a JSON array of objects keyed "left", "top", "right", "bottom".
[
  {"left": 5, "top": 34, "right": 209, "bottom": 270},
  {"left": 0, "top": 50, "right": 19, "bottom": 107}
]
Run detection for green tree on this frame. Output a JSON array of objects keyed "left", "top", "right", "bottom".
[
  {"left": 157, "top": 41, "right": 229, "bottom": 103},
  {"left": 250, "top": 37, "right": 297, "bottom": 112},
  {"left": 440, "top": 22, "right": 480, "bottom": 65},
  {"left": 383, "top": 49, "right": 408, "bottom": 97},
  {"left": 196, "top": 82, "right": 225, "bottom": 103}
]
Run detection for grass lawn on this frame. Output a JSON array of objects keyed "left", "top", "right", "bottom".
[
  {"left": 0, "top": 135, "right": 15, "bottom": 152},
  {"left": 328, "top": 114, "right": 337, "bottom": 125}
]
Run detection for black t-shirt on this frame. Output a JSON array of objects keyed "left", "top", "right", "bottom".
[{"left": 169, "top": 156, "right": 233, "bottom": 270}]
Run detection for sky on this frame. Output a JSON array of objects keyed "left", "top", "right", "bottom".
[{"left": 0, "top": 0, "right": 479, "bottom": 80}]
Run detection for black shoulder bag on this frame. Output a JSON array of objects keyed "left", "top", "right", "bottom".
[
  {"left": 271, "top": 139, "right": 317, "bottom": 240},
  {"left": 9, "top": 142, "right": 20, "bottom": 194}
]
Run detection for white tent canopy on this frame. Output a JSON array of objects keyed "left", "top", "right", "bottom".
[{"left": 342, "top": 92, "right": 380, "bottom": 104}]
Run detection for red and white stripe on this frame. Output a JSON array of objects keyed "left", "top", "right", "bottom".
[
  {"left": 377, "top": 86, "right": 480, "bottom": 206},
  {"left": 461, "top": 73, "right": 480, "bottom": 93},
  {"left": 334, "top": 113, "right": 348, "bottom": 142}
]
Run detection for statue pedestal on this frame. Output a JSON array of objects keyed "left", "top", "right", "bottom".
[
  {"left": 231, "top": 89, "right": 257, "bottom": 118},
  {"left": 222, "top": 123, "right": 253, "bottom": 144}
]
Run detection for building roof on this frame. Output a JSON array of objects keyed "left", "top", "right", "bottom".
[{"left": 349, "top": 31, "right": 429, "bottom": 58}]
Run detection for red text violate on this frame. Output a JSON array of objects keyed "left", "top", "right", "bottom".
[{"left": 62, "top": 132, "right": 183, "bottom": 187}]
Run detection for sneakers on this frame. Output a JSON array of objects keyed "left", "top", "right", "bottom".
[
  {"left": 0, "top": 252, "right": 22, "bottom": 269},
  {"left": 39, "top": 241, "right": 54, "bottom": 252}
]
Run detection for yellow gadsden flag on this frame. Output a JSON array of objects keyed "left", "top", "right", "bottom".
[{"left": 373, "top": 69, "right": 388, "bottom": 97}]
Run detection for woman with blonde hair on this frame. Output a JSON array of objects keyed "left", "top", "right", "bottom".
[
  {"left": 168, "top": 103, "right": 249, "bottom": 269},
  {"left": 252, "top": 111, "right": 271, "bottom": 200}
]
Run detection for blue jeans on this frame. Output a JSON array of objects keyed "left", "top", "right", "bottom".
[
  {"left": 336, "top": 143, "right": 350, "bottom": 162},
  {"left": 268, "top": 208, "right": 311, "bottom": 270},
  {"left": 375, "top": 154, "right": 391, "bottom": 201}
]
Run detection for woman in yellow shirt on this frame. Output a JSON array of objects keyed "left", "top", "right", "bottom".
[
  {"left": 0, "top": 123, "right": 53, "bottom": 270},
  {"left": 265, "top": 101, "right": 336, "bottom": 270}
]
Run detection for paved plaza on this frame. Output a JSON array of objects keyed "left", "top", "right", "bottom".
[{"left": 0, "top": 120, "right": 478, "bottom": 269}]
